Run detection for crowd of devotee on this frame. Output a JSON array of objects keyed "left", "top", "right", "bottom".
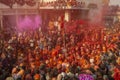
[
  {"left": 0, "top": 19, "right": 120, "bottom": 80},
  {"left": 39, "top": 0, "right": 85, "bottom": 8}
]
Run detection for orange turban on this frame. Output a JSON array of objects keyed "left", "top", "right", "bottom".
[{"left": 34, "top": 74, "right": 40, "bottom": 80}]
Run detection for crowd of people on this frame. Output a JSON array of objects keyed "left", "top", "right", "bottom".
[
  {"left": 0, "top": 19, "right": 120, "bottom": 80},
  {"left": 39, "top": 0, "right": 85, "bottom": 8}
]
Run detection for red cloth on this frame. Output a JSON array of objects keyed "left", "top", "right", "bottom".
[
  {"left": 79, "top": 20, "right": 88, "bottom": 25},
  {"left": 60, "top": 15, "right": 64, "bottom": 29},
  {"left": 114, "top": 72, "right": 120, "bottom": 80},
  {"left": 114, "top": 68, "right": 120, "bottom": 80},
  {"left": 60, "top": 22, "right": 64, "bottom": 29}
]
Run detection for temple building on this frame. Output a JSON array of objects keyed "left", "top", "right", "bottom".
[{"left": 0, "top": 0, "right": 110, "bottom": 30}]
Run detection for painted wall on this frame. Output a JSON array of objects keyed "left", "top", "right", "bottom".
[{"left": 109, "top": 0, "right": 120, "bottom": 6}]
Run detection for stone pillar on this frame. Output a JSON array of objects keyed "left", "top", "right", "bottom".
[
  {"left": 64, "top": 10, "right": 70, "bottom": 22},
  {"left": 0, "top": 12, "right": 3, "bottom": 30},
  {"left": 15, "top": 4, "right": 19, "bottom": 30}
]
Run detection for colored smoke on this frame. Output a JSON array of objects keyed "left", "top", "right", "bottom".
[
  {"left": 88, "top": 0, "right": 109, "bottom": 25},
  {"left": 17, "top": 15, "right": 42, "bottom": 32}
]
